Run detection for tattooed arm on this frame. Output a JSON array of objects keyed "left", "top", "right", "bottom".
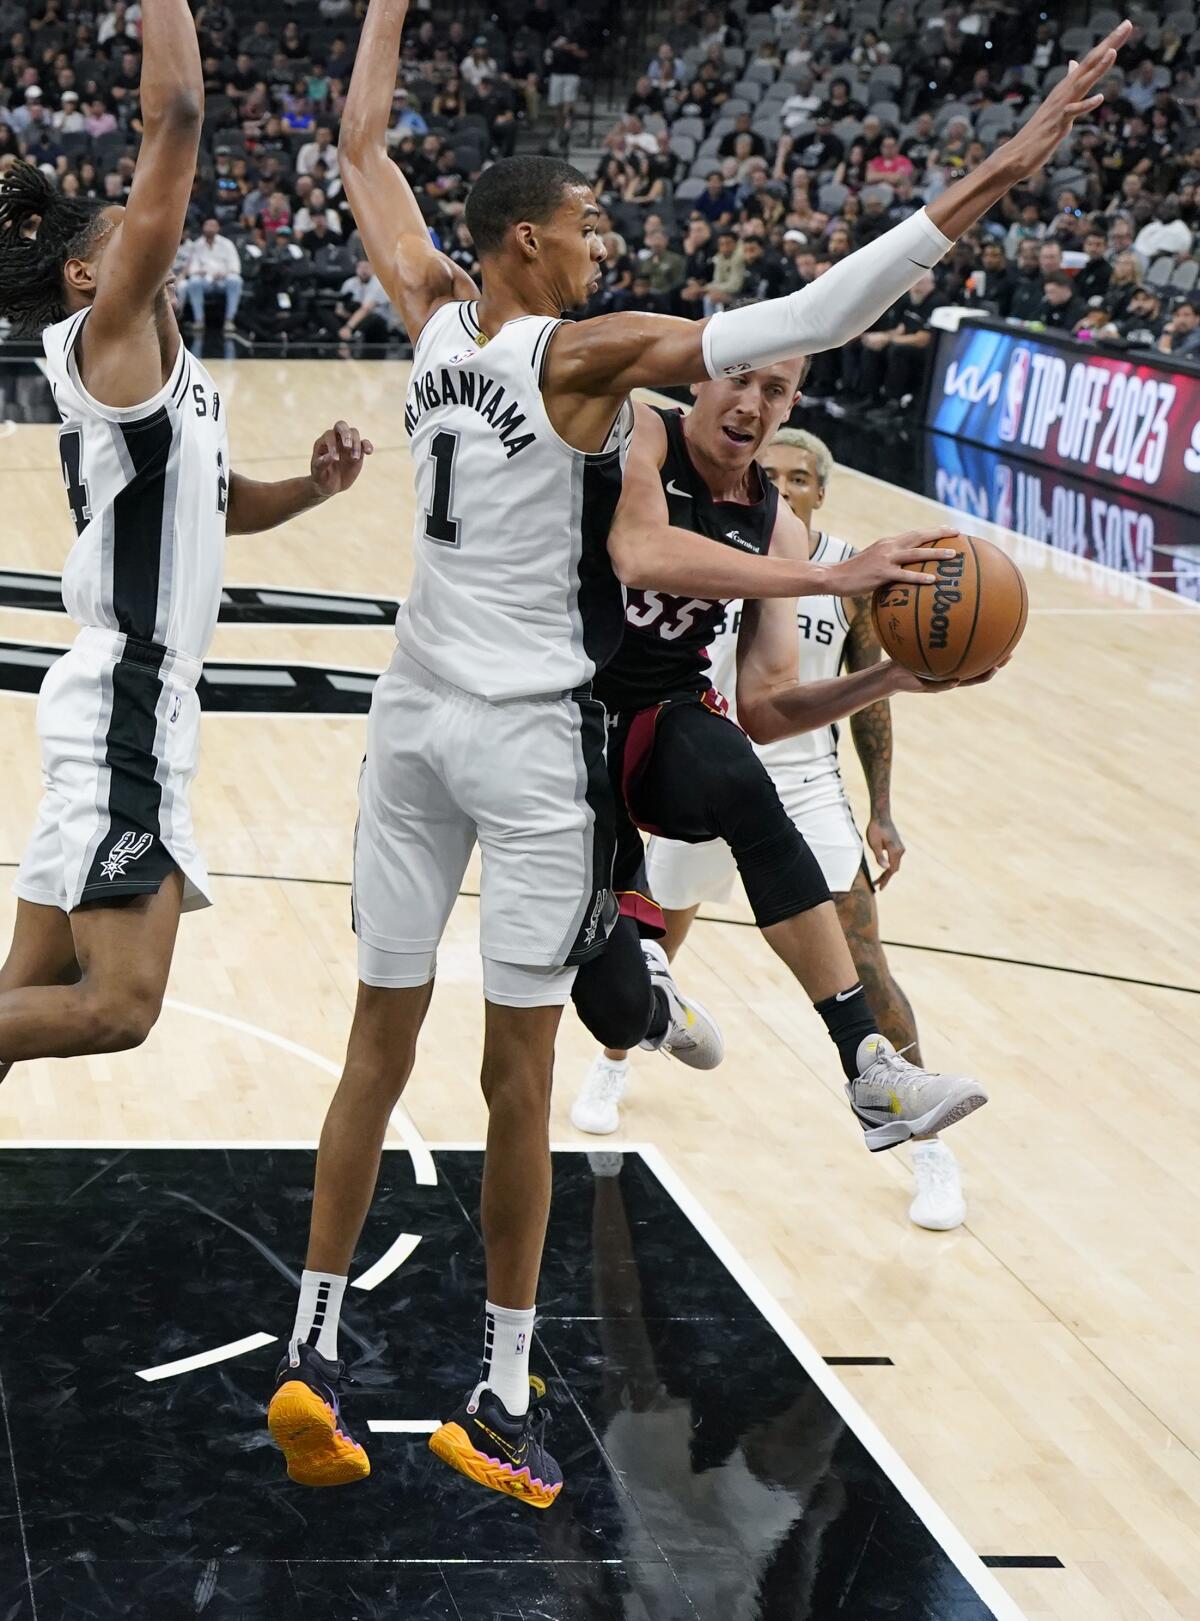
[{"left": 845, "top": 593, "right": 906, "bottom": 888}]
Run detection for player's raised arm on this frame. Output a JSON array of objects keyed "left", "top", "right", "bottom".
[
  {"left": 549, "top": 20, "right": 1132, "bottom": 399},
  {"left": 339, "top": 0, "right": 478, "bottom": 341},
  {"left": 609, "top": 404, "right": 951, "bottom": 598},
  {"left": 83, "top": 0, "right": 204, "bottom": 386}
]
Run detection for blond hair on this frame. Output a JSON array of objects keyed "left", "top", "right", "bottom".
[{"left": 766, "top": 427, "right": 834, "bottom": 491}]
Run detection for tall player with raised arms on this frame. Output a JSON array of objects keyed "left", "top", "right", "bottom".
[
  {"left": 267, "top": 0, "right": 1130, "bottom": 1507},
  {"left": 0, "top": 1, "right": 369, "bottom": 1091}
]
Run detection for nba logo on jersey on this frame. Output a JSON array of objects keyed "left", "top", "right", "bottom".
[
  {"left": 998, "top": 347, "right": 1031, "bottom": 443},
  {"left": 99, "top": 830, "right": 153, "bottom": 882}
]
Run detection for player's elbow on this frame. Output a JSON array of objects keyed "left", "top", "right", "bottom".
[
  {"left": 608, "top": 529, "right": 653, "bottom": 589},
  {"left": 151, "top": 92, "right": 203, "bottom": 136},
  {"left": 737, "top": 698, "right": 783, "bottom": 746}
]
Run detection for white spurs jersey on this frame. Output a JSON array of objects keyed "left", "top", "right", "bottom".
[
  {"left": 43, "top": 308, "right": 230, "bottom": 659},
  {"left": 397, "top": 299, "right": 630, "bottom": 701},
  {"left": 709, "top": 531, "right": 856, "bottom": 783}
]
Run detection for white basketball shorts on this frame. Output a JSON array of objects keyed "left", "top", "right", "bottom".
[
  {"left": 352, "top": 645, "right": 616, "bottom": 1006},
  {"left": 646, "top": 769, "right": 866, "bottom": 910},
  {"left": 14, "top": 627, "right": 212, "bottom": 915}
]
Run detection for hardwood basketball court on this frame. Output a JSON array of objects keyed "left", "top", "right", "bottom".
[{"left": 0, "top": 356, "right": 1196, "bottom": 1620}]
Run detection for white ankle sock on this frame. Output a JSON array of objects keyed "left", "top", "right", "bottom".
[
  {"left": 289, "top": 1269, "right": 347, "bottom": 1364},
  {"left": 481, "top": 1300, "right": 536, "bottom": 1416}
]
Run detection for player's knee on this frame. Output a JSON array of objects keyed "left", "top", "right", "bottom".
[
  {"left": 82, "top": 983, "right": 163, "bottom": 1053},
  {"left": 479, "top": 1052, "right": 552, "bottom": 1114},
  {"left": 727, "top": 797, "right": 830, "bottom": 930},
  {"left": 572, "top": 967, "right": 652, "bottom": 1051}
]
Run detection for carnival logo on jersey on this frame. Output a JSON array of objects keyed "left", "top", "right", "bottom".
[
  {"left": 998, "top": 346, "right": 1032, "bottom": 443},
  {"left": 99, "top": 830, "right": 153, "bottom": 882}
]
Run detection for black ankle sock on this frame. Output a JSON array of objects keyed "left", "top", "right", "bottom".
[
  {"left": 813, "top": 983, "right": 878, "bottom": 1080},
  {"left": 645, "top": 987, "right": 670, "bottom": 1045}
]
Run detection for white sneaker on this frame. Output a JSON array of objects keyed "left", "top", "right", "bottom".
[
  {"left": 909, "top": 1139, "right": 966, "bottom": 1230},
  {"left": 638, "top": 940, "right": 724, "bottom": 1070},
  {"left": 846, "top": 1036, "right": 987, "bottom": 1153},
  {"left": 570, "top": 1053, "right": 629, "bottom": 1135}
]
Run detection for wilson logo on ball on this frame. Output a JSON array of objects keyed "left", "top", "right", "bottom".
[{"left": 927, "top": 553, "right": 966, "bottom": 651}]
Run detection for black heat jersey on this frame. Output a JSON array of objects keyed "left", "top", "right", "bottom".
[{"left": 594, "top": 407, "right": 779, "bottom": 714}]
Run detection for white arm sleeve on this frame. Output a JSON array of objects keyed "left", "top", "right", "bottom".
[{"left": 701, "top": 208, "right": 953, "bottom": 379}]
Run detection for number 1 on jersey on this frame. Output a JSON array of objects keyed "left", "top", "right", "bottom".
[{"left": 425, "top": 430, "right": 461, "bottom": 547}]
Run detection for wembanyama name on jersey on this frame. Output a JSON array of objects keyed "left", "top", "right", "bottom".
[{"left": 404, "top": 360, "right": 536, "bottom": 460}]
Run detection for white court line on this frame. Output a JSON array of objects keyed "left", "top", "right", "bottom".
[
  {"left": 161, "top": 999, "right": 437, "bottom": 1187},
  {"left": 635, "top": 1144, "right": 1029, "bottom": 1621},
  {"left": 351, "top": 1232, "right": 421, "bottom": 1292},
  {"left": 421, "top": 1141, "right": 1029, "bottom": 1620},
  {"left": 0, "top": 1133, "right": 1030, "bottom": 1612},
  {"left": 136, "top": 1331, "right": 277, "bottom": 1382},
  {"left": 367, "top": 1419, "right": 440, "bottom": 1434}
]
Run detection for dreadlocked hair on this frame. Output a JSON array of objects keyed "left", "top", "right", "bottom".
[{"left": 0, "top": 161, "right": 108, "bottom": 336}]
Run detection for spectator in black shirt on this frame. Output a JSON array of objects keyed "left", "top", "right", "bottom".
[
  {"left": 1039, "top": 271, "right": 1087, "bottom": 330},
  {"left": 1119, "top": 285, "right": 1165, "bottom": 347},
  {"left": 786, "top": 118, "right": 844, "bottom": 178},
  {"left": 960, "top": 238, "right": 1011, "bottom": 313},
  {"left": 626, "top": 75, "right": 664, "bottom": 117},
  {"left": 860, "top": 272, "right": 948, "bottom": 420},
  {"left": 281, "top": 20, "right": 309, "bottom": 60},
  {"left": 734, "top": 235, "right": 791, "bottom": 303},
  {"left": 718, "top": 112, "right": 766, "bottom": 161},
  {"left": 816, "top": 78, "right": 865, "bottom": 122},
  {"left": 901, "top": 112, "right": 936, "bottom": 171},
  {"left": 1075, "top": 229, "right": 1113, "bottom": 304},
  {"left": 1006, "top": 237, "right": 1046, "bottom": 321},
  {"left": 649, "top": 130, "right": 680, "bottom": 188},
  {"left": 467, "top": 77, "right": 517, "bottom": 157}
]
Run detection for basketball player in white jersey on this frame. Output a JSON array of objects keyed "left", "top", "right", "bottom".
[
  {"left": 268, "top": 0, "right": 1127, "bottom": 1506},
  {"left": 574, "top": 428, "right": 966, "bottom": 1230},
  {"left": 0, "top": 8, "right": 370, "bottom": 1087}
]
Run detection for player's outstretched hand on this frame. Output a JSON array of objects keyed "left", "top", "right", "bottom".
[
  {"left": 1005, "top": 20, "right": 1132, "bottom": 176},
  {"left": 830, "top": 529, "right": 959, "bottom": 595},
  {"left": 887, "top": 657, "right": 1012, "bottom": 695},
  {"left": 311, "top": 420, "right": 375, "bottom": 497}
]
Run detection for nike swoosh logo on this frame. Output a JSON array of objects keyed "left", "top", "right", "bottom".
[
  {"left": 476, "top": 1421, "right": 528, "bottom": 1466},
  {"left": 666, "top": 479, "right": 691, "bottom": 498},
  {"left": 905, "top": 258, "right": 934, "bottom": 269},
  {"left": 835, "top": 987, "right": 864, "bottom": 1002}
]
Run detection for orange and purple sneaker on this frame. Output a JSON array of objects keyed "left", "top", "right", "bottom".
[
  {"left": 267, "top": 1343, "right": 371, "bottom": 1487},
  {"left": 428, "top": 1377, "right": 562, "bottom": 1509}
]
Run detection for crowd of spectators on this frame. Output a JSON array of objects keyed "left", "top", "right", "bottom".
[
  {"left": 0, "top": 0, "right": 603, "bottom": 344},
  {"left": 585, "top": 0, "right": 1200, "bottom": 422},
  {"left": 3, "top": 0, "right": 1200, "bottom": 381}
]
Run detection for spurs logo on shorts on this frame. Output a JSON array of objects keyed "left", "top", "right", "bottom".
[
  {"left": 583, "top": 887, "right": 611, "bottom": 950},
  {"left": 99, "top": 831, "right": 154, "bottom": 883}
]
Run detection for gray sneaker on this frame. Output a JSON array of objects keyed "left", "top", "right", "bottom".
[
  {"left": 638, "top": 940, "right": 724, "bottom": 1070},
  {"left": 846, "top": 1036, "right": 987, "bottom": 1153}
]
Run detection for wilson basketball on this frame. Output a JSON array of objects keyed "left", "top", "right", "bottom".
[{"left": 872, "top": 534, "right": 1028, "bottom": 681}]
